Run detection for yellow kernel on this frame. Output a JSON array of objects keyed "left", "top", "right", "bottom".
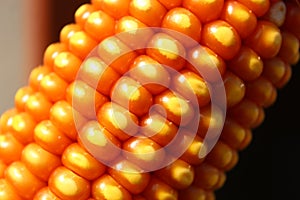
[
  {"left": 54, "top": 177, "right": 78, "bottom": 196},
  {"left": 214, "top": 26, "right": 236, "bottom": 47}
]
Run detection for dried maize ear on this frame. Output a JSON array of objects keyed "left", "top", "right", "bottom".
[{"left": 0, "top": 0, "right": 299, "bottom": 199}]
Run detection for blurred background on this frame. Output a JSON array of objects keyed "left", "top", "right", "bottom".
[
  {"left": 0, "top": 0, "right": 90, "bottom": 114},
  {"left": 0, "top": 0, "right": 299, "bottom": 199}
]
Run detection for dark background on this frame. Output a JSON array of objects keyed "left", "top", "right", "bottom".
[
  {"left": 216, "top": 62, "right": 300, "bottom": 200},
  {"left": 49, "top": 1, "right": 300, "bottom": 199}
]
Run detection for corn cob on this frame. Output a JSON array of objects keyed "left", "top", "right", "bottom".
[{"left": 0, "top": 0, "right": 299, "bottom": 200}]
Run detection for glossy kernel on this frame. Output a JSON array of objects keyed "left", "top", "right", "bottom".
[
  {"left": 66, "top": 80, "right": 108, "bottom": 119},
  {"left": 155, "top": 159, "right": 195, "bottom": 189},
  {"left": 129, "top": 0, "right": 167, "bottom": 27},
  {"left": 11, "top": 112, "right": 36, "bottom": 144},
  {"left": 49, "top": 166, "right": 90, "bottom": 200},
  {"left": 0, "top": 179, "right": 23, "bottom": 200},
  {"left": 62, "top": 143, "right": 106, "bottom": 180},
  {"left": 183, "top": 0, "right": 224, "bottom": 23},
  {"left": 34, "top": 120, "right": 73, "bottom": 155},
  {"left": 92, "top": 174, "right": 132, "bottom": 200},
  {"left": 84, "top": 10, "right": 115, "bottom": 42},
  {"left": 53, "top": 52, "right": 82, "bottom": 83},
  {"left": 245, "top": 20, "right": 282, "bottom": 59},
  {"left": 129, "top": 55, "right": 170, "bottom": 95},
  {"left": 147, "top": 33, "right": 186, "bottom": 71},
  {"left": 201, "top": 20, "right": 241, "bottom": 60},
  {"left": 43, "top": 43, "right": 68, "bottom": 69},
  {"left": 263, "top": 57, "right": 287, "bottom": 85},
  {"left": 108, "top": 159, "right": 151, "bottom": 194},
  {"left": 228, "top": 46, "right": 263, "bottom": 81},
  {"left": 115, "top": 16, "right": 154, "bottom": 53},
  {"left": 111, "top": 76, "right": 153, "bottom": 117},
  {"left": 69, "top": 31, "right": 98, "bottom": 60},
  {"left": 251, "top": 105, "right": 266, "bottom": 129},
  {"left": 24, "top": 92, "right": 52, "bottom": 122},
  {"left": 14, "top": 86, "right": 34, "bottom": 111},
  {"left": 33, "top": 187, "right": 62, "bottom": 200},
  {"left": 39, "top": 72, "right": 68, "bottom": 102},
  {"left": 161, "top": 7, "right": 202, "bottom": 47},
  {"left": 246, "top": 76, "right": 277, "bottom": 107},
  {"left": 278, "top": 31, "right": 300, "bottom": 65},
  {"left": 229, "top": 99, "right": 261, "bottom": 128},
  {"left": 60, "top": 24, "right": 82, "bottom": 46},
  {"left": 172, "top": 69, "right": 211, "bottom": 107},
  {"left": 237, "top": 128, "right": 253, "bottom": 150},
  {"left": 223, "top": 71, "right": 246, "bottom": 108},
  {"left": 97, "top": 36, "right": 138, "bottom": 75},
  {"left": 21, "top": 143, "right": 61, "bottom": 181},
  {"left": 0, "top": 133, "right": 24, "bottom": 164},
  {"left": 99, "top": 0, "right": 130, "bottom": 19},
  {"left": 206, "top": 141, "right": 236, "bottom": 170},
  {"left": 97, "top": 102, "right": 139, "bottom": 141},
  {"left": 79, "top": 120, "right": 121, "bottom": 163},
  {"left": 140, "top": 112, "right": 178, "bottom": 146},
  {"left": 0, "top": 108, "right": 18, "bottom": 133},
  {"left": 186, "top": 45, "right": 226, "bottom": 82},
  {"left": 50, "top": 101, "right": 86, "bottom": 140},
  {"left": 79, "top": 57, "right": 120, "bottom": 96},
  {"left": 75, "top": 4, "right": 96, "bottom": 27},
  {"left": 5, "top": 161, "right": 46, "bottom": 199},
  {"left": 123, "top": 137, "right": 165, "bottom": 171},
  {"left": 165, "top": 128, "right": 206, "bottom": 165},
  {"left": 142, "top": 177, "right": 178, "bottom": 200},
  {"left": 194, "top": 104, "right": 225, "bottom": 140},
  {"left": 178, "top": 132, "right": 206, "bottom": 165},
  {"left": 28, "top": 65, "right": 51, "bottom": 90},
  {"left": 220, "top": 0, "right": 257, "bottom": 39},
  {"left": 275, "top": 62, "right": 292, "bottom": 89},
  {"left": 193, "top": 163, "right": 225, "bottom": 190},
  {"left": 237, "top": 0, "right": 270, "bottom": 17},
  {"left": 221, "top": 118, "right": 253, "bottom": 150},
  {"left": 155, "top": 89, "right": 194, "bottom": 126}
]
